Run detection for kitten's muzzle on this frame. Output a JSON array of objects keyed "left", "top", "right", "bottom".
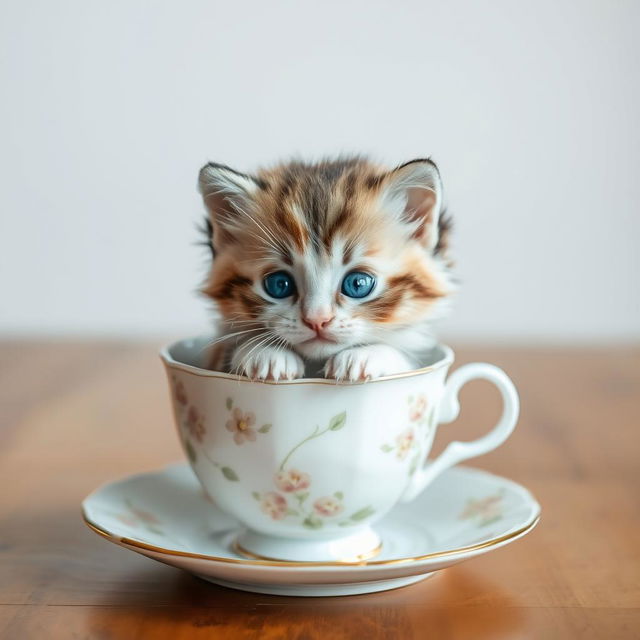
[{"left": 301, "top": 313, "right": 335, "bottom": 336}]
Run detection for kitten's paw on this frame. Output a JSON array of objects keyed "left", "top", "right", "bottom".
[
  {"left": 232, "top": 346, "right": 305, "bottom": 381},
  {"left": 324, "top": 345, "right": 415, "bottom": 382}
]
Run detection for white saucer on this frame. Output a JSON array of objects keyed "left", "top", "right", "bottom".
[{"left": 82, "top": 464, "right": 540, "bottom": 597}]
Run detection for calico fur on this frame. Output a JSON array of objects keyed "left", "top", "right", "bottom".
[{"left": 198, "top": 156, "right": 454, "bottom": 381}]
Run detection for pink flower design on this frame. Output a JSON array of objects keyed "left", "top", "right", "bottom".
[
  {"left": 129, "top": 506, "right": 160, "bottom": 524},
  {"left": 260, "top": 492, "right": 288, "bottom": 520},
  {"left": 115, "top": 513, "right": 138, "bottom": 526},
  {"left": 409, "top": 394, "right": 428, "bottom": 422},
  {"left": 225, "top": 407, "right": 257, "bottom": 445},
  {"left": 173, "top": 378, "right": 188, "bottom": 407},
  {"left": 274, "top": 468, "right": 311, "bottom": 493},
  {"left": 115, "top": 502, "right": 161, "bottom": 528},
  {"left": 313, "top": 496, "right": 344, "bottom": 517},
  {"left": 460, "top": 494, "right": 503, "bottom": 524},
  {"left": 186, "top": 405, "right": 206, "bottom": 443},
  {"left": 396, "top": 428, "right": 415, "bottom": 460}
]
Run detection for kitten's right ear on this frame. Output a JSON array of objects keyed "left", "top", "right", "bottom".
[{"left": 198, "top": 163, "right": 262, "bottom": 236}]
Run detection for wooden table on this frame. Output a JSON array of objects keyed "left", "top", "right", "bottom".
[{"left": 1, "top": 341, "right": 638, "bottom": 639}]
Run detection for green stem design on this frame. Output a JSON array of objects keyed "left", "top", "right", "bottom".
[
  {"left": 200, "top": 447, "right": 239, "bottom": 481},
  {"left": 277, "top": 411, "right": 346, "bottom": 471},
  {"left": 201, "top": 447, "right": 220, "bottom": 468},
  {"left": 278, "top": 424, "right": 323, "bottom": 471}
]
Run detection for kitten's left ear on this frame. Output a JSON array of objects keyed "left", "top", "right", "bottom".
[{"left": 382, "top": 159, "right": 443, "bottom": 251}]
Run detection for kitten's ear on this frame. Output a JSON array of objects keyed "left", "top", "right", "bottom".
[
  {"left": 382, "top": 159, "right": 443, "bottom": 251},
  {"left": 198, "top": 162, "right": 262, "bottom": 235}
]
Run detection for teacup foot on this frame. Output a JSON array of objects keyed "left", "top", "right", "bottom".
[{"left": 234, "top": 526, "right": 382, "bottom": 563}]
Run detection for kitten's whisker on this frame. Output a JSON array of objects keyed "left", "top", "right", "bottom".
[
  {"left": 234, "top": 202, "right": 289, "bottom": 254},
  {"left": 248, "top": 334, "right": 285, "bottom": 379},
  {"left": 198, "top": 328, "right": 265, "bottom": 354},
  {"left": 230, "top": 200, "right": 289, "bottom": 255},
  {"left": 273, "top": 336, "right": 291, "bottom": 362},
  {"left": 223, "top": 319, "right": 262, "bottom": 328},
  {"left": 211, "top": 198, "right": 282, "bottom": 255},
  {"left": 236, "top": 257, "right": 273, "bottom": 265},
  {"left": 242, "top": 228, "right": 283, "bottom": 254},
  {"left": 224, "top": 321, "right": 259, "bottom": 327},
  {"left": 242, "top": 332, "right": 277, "bottom": 359},
  {"left": 232, "top": 332, "right": 277, "bottom": 378},
  {"left": 200, "top": 328, "right": 263, "bottom": 347},
  {"left": 229, "top": 334, "right": 268, "bottom": 378},
  {"left": 235, "top": 331, "right": 271, "bottom": 350},
  {"left": 271, "top": 312, "right": 294, "bottom": 321}
]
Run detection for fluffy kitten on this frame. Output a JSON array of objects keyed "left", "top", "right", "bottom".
[{"left": 198, "top": 156, "right": 454, "bottom": 381}]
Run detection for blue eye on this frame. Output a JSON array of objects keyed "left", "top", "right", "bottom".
[
  {"left": 263, "top": 271, "right": 296, "bottom": 299},
  {"left": 341, "top": 271, "right": 376, "bottom": 298}
]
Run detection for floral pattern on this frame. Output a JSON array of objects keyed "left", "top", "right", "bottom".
[
  {"left": 186, "top": 406, "right": 206, "bottom": 443},
  {"left": 169, "top": 381, "right": 447, "bottom": 531},
  {"left": 379, "top": 393, "right": 437, "bottom": 476},
  {"left": 112, "top": 499, "right": 163, "bottom": 535},
  {"left": 249, "top": 412, "right": 376, "bottom": 529},
  {"left": 409, "top": 394, "right": 428, "bottom": 422},
  {"left": 260, "top": 492, "right": 288, "bottom": 520},
  {"left": 460, "top": 492, "right": 504, "bottom": 526},
  {"left": 171, "top": 375, "right": 209, "bottom": 448},
  {"left": 226, "top": 407, "right": 257, "bottom": 445},
  {"left": 170, "top": 375, "right": 241, "bottom": 482},
  {"left": 313, "top": 496, "right": 344, "bottom": 517},
  {"left": 274, "top": 468, "right": 311, "bottom": 493},
  {"left": 395, "top": 428, "right": 416, "bottom": 461},
  {"left": 174, "top": 380, "right": 188, "bottom": 407}
]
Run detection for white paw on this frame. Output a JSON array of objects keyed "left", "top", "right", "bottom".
[
  {"left": 324, "top": 345, "right": 415, "bottom": 382},
  {"left": 232, "top": 345, "right": 305, "bottom": 381}
]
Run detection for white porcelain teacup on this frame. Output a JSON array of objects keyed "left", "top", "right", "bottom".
[{"left": 161, "top": 336, "right": 519, "bottom": 562}]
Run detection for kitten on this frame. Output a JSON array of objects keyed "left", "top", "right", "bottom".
[{"left": 198, "top": 156, "right": 454, "bottom": 381}]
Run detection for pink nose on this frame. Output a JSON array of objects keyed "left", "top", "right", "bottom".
[{"left": 302, "top": 313, "right": 334, "bottom": 333}]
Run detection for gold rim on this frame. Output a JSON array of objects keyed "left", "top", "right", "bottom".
[
  {"left": 233, "top": 539, "right": 384, "bottom": 564},
  {"left": 82, "top": 512, "right": 540, "bottom": 568},
  {"left": 159, "top": 338, "right": 454, "bottom": 386}
]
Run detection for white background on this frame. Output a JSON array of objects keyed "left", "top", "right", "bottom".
[{"left": 1, "top": 0, "right": 638, "bottom": 342}]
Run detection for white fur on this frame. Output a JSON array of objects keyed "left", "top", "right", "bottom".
[
  {"left": 324, "top": 344, "right": 416, "bottom": 382},
  {"left": 199, "top": 164, "right": 259, "bottom": 202},
  {"left": 231, "top": 341, "right": 305, "bottom": 381}
]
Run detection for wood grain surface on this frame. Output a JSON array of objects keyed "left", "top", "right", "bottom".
[{"left": 0, "top": 341, "right": 638, "bottom": 639}]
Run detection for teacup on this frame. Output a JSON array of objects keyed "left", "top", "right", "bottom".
[{"left": 161, "top": 336, "right": 519, "bottom": 562}]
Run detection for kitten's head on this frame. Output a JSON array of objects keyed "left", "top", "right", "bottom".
[{"left": 199, "top": 156, "right": 454, "bottom": 360}]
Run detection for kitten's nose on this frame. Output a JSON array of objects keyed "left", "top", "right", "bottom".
[{"left": 302, "top": 312, "right": 335, "bottom": 334}]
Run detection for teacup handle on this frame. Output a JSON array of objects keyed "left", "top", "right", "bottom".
[{"left": 400, "top": 363, "right": 519, "bottom": 502}]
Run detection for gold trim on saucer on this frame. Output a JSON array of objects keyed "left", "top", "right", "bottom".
[
  {"left": 82, "top": 510, "right": 540, "bottom": 568},
  {"left": 233, "top": 539, "right": 384, "bottom": 564}
]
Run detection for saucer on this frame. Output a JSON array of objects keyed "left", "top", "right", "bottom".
[{"left": 82, "top": 464, "right": 540, "bottom": 597}]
